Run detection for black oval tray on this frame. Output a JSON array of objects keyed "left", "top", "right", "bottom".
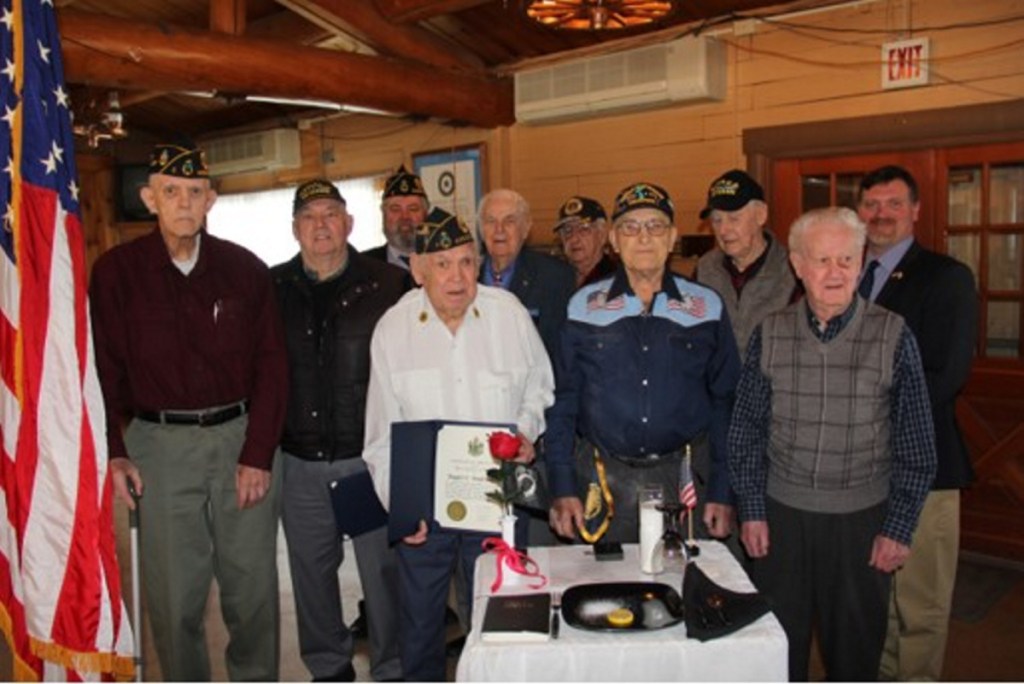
[{"left": 561, "top": 581, "right": 684, "bottom": 632}]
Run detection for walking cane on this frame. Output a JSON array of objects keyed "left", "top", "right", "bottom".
[{"left": 128, "top": 482, "right": 143, "bottom": 683}]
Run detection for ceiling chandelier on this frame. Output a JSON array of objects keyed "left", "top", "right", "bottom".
[{"left": 525, "top": 0, "right": 675, "bottom": 30}]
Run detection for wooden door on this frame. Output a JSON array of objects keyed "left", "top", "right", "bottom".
[
  {"left": 769, "top": 151, "right": 933, "bottom": 246},
  {"left": 770, "top": 144, "right": 1024, "bottom": 560}
]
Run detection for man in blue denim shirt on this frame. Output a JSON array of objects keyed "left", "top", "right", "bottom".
[{"left": 545, "top": 182, "right": 741, "bottom": 544}]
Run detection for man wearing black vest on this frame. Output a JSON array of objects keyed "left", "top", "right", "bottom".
[
  {"left": 729, "top": 206, "right": 937, "bottom": 681},
  {"left": 273, "top": 179, "right": 407, "bottom": 681},
  {"left": 856, "top": 165, "right": 978, "bottom": 681}
]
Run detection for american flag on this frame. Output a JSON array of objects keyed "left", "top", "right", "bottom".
[
  {"left": 1, "top": 0, "right": 134, "bottom": 679},
  {"left": 586, "top": 290, "right": 625, "bottom": 311},
  {"left": 666, "top": 293, "right": 707, "bottom": 319},
  {"left": 678, "top": 459, "right": 697, "bottom": 511}
]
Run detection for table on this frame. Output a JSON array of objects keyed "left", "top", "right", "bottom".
[{"left": 455, "top": 541, "right": 788, "bottom": 682}]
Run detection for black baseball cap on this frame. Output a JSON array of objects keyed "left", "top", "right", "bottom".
[
  {"left": 611, "top": 182, "right": 675, "bottom": 223},
  {"left": 293, "top": 179, "right": 345, "bottom": 215},
  {"left": 699, "top": 170, "right": 765, "bottom": 219},
  {"left": 555, "top": 196, "right": 606, "bottom": 230}
]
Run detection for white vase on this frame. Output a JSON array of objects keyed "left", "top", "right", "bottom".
[
  {"left": 501, "top": 513, "right": 517, "bottom": 548},
  {"left": 499, "top": 513, "right": 525, "bottom": 586}
]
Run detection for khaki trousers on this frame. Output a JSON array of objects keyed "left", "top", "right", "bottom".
[
  {"left": 127, "top": 417, "right": 281, "bottom": 681},
  {"left": 879, "top": 489, "right": 960, "bottom": 681}
]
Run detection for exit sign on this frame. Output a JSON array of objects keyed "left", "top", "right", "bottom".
[{"left": 882, "top": 38, "right": 930, "bottom": 89}]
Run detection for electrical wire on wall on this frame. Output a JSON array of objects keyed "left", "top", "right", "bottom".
[{"left": 712, "top": 2, "right": 1024, "bottom": 101}]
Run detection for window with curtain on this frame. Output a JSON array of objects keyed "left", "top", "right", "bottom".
[{"left": 207, "top": 175, "right": 386, "bottom": 266}]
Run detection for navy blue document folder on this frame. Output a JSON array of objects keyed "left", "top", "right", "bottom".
[
  {"left": 387, "top": 419, "right": 514, "bottom": 544},
  {"left": 328, "top": 468, "right": 388, "bottom": 538}
]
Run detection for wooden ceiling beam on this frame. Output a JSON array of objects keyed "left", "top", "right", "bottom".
[
  {"left": 57, "top": 10, "right": 514, "bottom": 128},
  {"left": 246, "top": 8, "right": 332, "bottom": 44},
  {"left": 210, "top": 0, "right": 246, "bottom": 35},
  {"left": 276, "top": 0, "right": 481, "bottom": 70},
  {"left": 372, "top": 0, "right": 491, "bottom": 24}
]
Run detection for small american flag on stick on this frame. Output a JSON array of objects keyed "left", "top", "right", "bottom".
[{"left": 679, "top": 449, "right": 697, "bottom": 511}]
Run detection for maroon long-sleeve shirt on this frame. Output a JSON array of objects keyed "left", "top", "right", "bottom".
[{"left": 89, "top": 228, "right": 288, "bottom": 470}]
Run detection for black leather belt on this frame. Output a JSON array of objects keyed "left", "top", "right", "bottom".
[
  {"left": 609, "top": 450, "right": 683, "bottom": 468},
  {"left": 136, "top": 400, "right": 250, "bottom": 427}
]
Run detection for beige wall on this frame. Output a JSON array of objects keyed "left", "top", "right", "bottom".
[{"left": 215, "top": 0, "right": 1024, "bottom": 245}]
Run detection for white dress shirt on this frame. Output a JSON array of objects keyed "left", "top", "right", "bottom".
[{"left": 363, "top": 284, "right": 555, "bottom": 508}]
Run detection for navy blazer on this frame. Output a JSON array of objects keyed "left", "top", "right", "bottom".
[
  {"left": 361, "top": 244, "right": 388, "bottom": 263},
  {"left": 480, "top": 248, "right": 575, "bottom": 364},
  {"left": 874, "top": 241, "right": 978, "bottom": 489},
  {"left": 359, "top": 244, "right": 414, "bottom": 289}
]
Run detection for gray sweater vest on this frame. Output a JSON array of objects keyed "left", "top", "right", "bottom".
[
  {"left": 697, "top": 234, "right": 797, "bottom": 356},
  {"left": 761, "top": 301, "right": 905, "bottom": 514}
]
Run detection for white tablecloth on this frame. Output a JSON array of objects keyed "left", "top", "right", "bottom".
[{"left": 455, "top": 541, "right": 788, "bottom": 682}]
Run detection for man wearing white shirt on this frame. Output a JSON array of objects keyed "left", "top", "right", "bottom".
[{"left": 363, "top": 206, "right": 554, "bottom": 681}]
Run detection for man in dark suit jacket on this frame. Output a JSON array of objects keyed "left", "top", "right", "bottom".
[
  {"left": 857, "top": 165, "right": 978, "bottom": 681},
  {"left": 478, "top": 188, "right": 575, "bottom": 362},
  {"left": 477, "top": 189, "right": 574, "bottom": 550},
  {"left": 363, "top": 165, "right": 428, "bottom": 272}
]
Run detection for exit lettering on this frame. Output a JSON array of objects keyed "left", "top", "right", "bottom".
[{"left": 881, "top": 38, "right": 930, "bottom": 90}]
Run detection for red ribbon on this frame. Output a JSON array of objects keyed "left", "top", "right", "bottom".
[{"left": 482, "top": 538, "right": 548, "bottom": 593}]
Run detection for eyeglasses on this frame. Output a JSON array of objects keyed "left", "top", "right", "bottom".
[
  {"left": 557, "top": 222, "right": 598, "bottom": 239},
  {"left": 615, "top": 219, "right": 671, "bottom": 237}
]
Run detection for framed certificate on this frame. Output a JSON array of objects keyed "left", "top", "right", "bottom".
[{"left": 388, "top": 419, "right": 514, "bottom": 543}]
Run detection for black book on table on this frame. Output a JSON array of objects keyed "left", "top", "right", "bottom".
[{"left": 481, "top": 592, "right": 552, "bottom": 642}]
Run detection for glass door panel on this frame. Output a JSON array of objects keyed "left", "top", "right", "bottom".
[
  {"left": 986, "top": 301, "right": 1020, "bottom": 358},
  {"left": 948, "top": 166, "right": 982, "bottom": 226},
  {"left": 801, "top": 175, "right": 830, "bottom": 212},
  {"left": 947, "top": 233, "right": 981, "bottom": 286},
  {"left": 836, "top": 173, "right": 863, "bottom": 211},
  {"left": 990, "top": 164, "right": 1024, "bottom": 224},
  {"left": 987, "top": 233, "right": 1022, "bottom": 291}
]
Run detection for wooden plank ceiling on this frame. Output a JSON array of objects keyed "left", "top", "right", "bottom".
[{"left": 55, "top": 0, "right": 825, "bottom": 141}]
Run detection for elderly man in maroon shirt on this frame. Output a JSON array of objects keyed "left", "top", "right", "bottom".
[{"left": 89, "top": 141, "right": 288, "bottom": 681}]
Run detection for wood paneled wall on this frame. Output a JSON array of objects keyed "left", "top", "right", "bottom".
[
  {"left": 141, "top": 0, "right": 1022, "bottom": 250},
  {"left": 74, "top": 0, "right": 1024, "bottom": 559}
]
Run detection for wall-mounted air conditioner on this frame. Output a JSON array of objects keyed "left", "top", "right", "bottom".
[
  {"left": 514, "top": 36, "right": 726, "bottom": 125},
  {"left": 205, "top": 128, "right": 301, "bottom": 177}
]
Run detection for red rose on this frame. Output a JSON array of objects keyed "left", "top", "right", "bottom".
[{"left": 488, "top": 432, "right": 522, "bottom": 460}]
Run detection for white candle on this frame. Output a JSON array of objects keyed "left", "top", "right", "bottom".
[{"left": 639, "top": 501, "right": 664, "bottom": 574}]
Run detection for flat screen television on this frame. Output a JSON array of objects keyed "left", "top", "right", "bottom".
[{"left": 116, "top": 164, "right": 153, "bottom": 222}]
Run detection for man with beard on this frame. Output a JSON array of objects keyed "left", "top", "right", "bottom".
[
  {"left": 364, "top": 165, "right": 429, "bottom": 271},
  {"left": 856, "top": 166, "right": 978, "bottom": 681}
]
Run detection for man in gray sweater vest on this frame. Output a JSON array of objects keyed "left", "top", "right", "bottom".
[{"left": 728, "top": 207, "right": 936, "bottom": 681}]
